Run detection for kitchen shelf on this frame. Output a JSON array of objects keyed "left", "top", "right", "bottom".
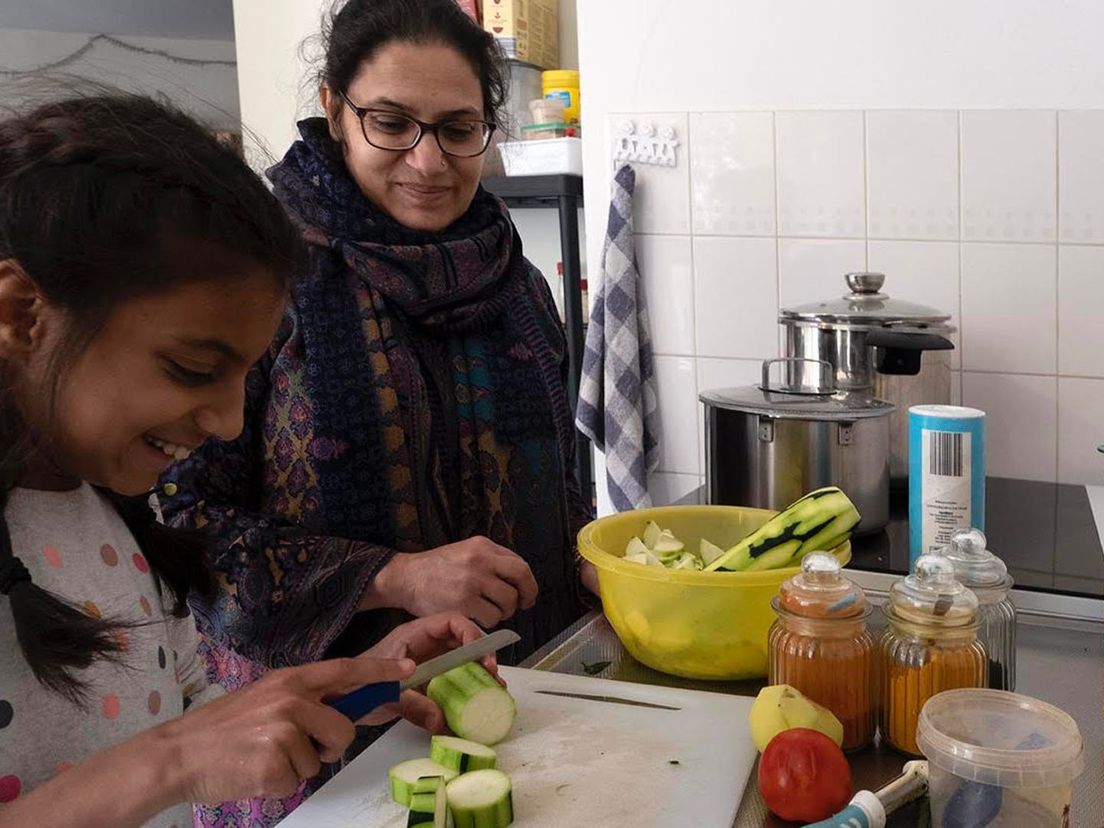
[{"left": 483, "top": 173, "right": 592, "bottom": 503}]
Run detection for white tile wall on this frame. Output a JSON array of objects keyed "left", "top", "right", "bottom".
[
  {"left": 689, "top": 112, "right": 776, "bottom": 236},
  {"left": 598, "top": 107, "right": 1104, "bottom": 504},
  {"left": 778, "top": 238, "right": 867, "bottom": 308},
  {"left": 693, "top": 236, "right": 778, "bottom": 360},
  {"left": 651, "top": 355, "right": 699, "bottom": 476},
  {"left": 1057, "top": 378, "right": 1104, "bottom": 484},
  {"left": 962, "top": 372, "right": 1057, "bottom": 482},
  {"left": 961, "top": 110, "right": 1057, "bottom": 243},
  {"left": 866, "top": 111, "right": 959, "bottom": 240},
  {"left": 1058, "top": 111, "right": 1104, "bottom": 244},
  {"left": 960, "top": 243, "right": 1056, "bottom": 374},
  {"left": 776, "top": 111, "right": 866, "bottom": 238},
  {"left": 635, "top": 234, "right": 695, "bottom": 356},
  {"left": 610, "top": 112, "right": 690, "bottom": 234},
  {"left": 1057, "top": 244, "right": 1104, "bottom": 378}
]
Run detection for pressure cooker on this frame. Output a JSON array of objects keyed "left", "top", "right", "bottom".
[
  {"left": 702, "top": 359, "right": 894, "bottom": 534},
  {"left": 779, "top": 272, "right": 955, "bottom": 487}
]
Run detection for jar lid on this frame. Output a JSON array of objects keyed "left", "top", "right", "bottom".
[
  {"left": 939, "top": 528, "right": 1013, "bottom": 591},
  {"left": 780, "top": 272, "right": 953, "bottom": 327},
  {"left": 917, "top": 689, "right": 1084, "bottom": 789},
  {"left": 778, "top": 552, "right": 868, "bottom": 618},
  {"left": 888, "top": 553, "right": 978, "bottom": 623}
]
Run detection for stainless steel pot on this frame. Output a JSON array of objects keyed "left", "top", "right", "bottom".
[
  {"left": 779, "top": 272, "right": 955, "bottom": 488},
  {"left": 702, "top": 359, "right": 895, "bottom": 534}
]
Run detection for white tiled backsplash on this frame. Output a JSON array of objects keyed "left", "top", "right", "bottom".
[{"left": 613, "top": 109, "right": 1104, "bottom": 501}]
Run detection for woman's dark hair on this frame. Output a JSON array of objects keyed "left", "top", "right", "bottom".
[
  {"left": 320, "top": 0, "right": 508, "bottom": 126},
  {"left": 0, "top": 93, "right": 303, "bottom": 704}
]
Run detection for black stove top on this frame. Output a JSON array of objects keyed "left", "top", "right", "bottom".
[{"left": 849, "top": 477, "right": 1104, "bottom": 598}]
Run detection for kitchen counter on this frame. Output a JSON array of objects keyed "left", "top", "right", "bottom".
[{"left": 520, "top": 609, "right": 1103, "bottom": 826}]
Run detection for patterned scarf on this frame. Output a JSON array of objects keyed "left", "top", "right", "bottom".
[{"left": 266, "top": 119, "right": 581, "bottom": 652}]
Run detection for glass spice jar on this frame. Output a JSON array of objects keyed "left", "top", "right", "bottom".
[
  {"left": 939, "top": 527, "right": 1017, "bottom": 691},
  {"left": 880, "top": 554, "right": 987, "bottom": 756},
  {"left": 768, "top": 553, "right": 877, "bottom": 752}
]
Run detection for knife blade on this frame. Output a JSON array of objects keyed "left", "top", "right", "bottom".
[
  {"left": 328, "top": 629, "right": 519, "bottom": 721},
  {"left": 534, "top": 689, "right": 681, "bottom": 711}
]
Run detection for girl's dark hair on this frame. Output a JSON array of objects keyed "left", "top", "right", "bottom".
[
  {"left": 0, "top": 93, "right": 303, "bottom": 704},
  {"left": 320, "top": 0, "right": 508, "bottom": 126}
]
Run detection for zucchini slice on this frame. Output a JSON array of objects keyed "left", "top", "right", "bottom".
[
  {"left": 389, "top": 759, "right": 458, "bottom": 806},
  {"left": 430, "top": 734, "right": 498, "bottom": 773},
  {"left": 407, "top": 775, "right": 453, "bottom": 828},
  {"left": 427, "top": 663, "right": 517, "bottom": 746},
  {"left": 446, "top": 769, "right": 514, "bottom": 828}
]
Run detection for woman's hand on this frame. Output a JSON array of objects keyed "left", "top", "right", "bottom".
[
  {"left": 168, "top": 656, "right": 415, "bottom": 804},
  {"left": 356, "top": 612, "right": 502, "bottom": 732},
  {"left": 361, "top": 536, "right": 539, "bottom": 628}
]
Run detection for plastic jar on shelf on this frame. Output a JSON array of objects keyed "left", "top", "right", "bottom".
[
  {"left": 542, "top": 70, "right": 580, "bottom": 122},
  {"left": 768, "top": 553, "right": 877, "bottom": 751}
]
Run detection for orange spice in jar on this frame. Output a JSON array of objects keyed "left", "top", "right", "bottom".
[
  {"left": 768, "top": 553, "right": 877, "bottom": 752},
  {"left": 880, "top": 554, "right": 986, "bottom": 756}
]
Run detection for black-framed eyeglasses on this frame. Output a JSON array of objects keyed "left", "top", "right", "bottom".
[{"left": 338, "top": 91, "right": 495, "bottom": 158}]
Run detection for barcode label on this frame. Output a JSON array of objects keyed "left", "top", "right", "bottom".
[{"left": 928, "top": 431, "right": 964, "bottom": 477}]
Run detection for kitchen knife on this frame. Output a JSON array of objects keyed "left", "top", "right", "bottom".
[
  {"left": 533, "top": 689, "right": 681, "bottom": 711},
  {"left": 327, "top": 628, "right": 520, "bottom": 721}
]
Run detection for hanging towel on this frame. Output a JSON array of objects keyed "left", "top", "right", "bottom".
[{"left": 575, "top": 164, "right": 660, "bottom": 511}]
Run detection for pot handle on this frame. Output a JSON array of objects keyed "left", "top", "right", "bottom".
[
  {"left": 866, "top": 330, "right": 954, "bottom": 377},
  {"left": 761, "top": 358, "right": 837, "bottom": 395}
]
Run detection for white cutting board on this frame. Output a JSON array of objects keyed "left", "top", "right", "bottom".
[{"left": 278, "top": 666, "right": 756, "bottom": 828}]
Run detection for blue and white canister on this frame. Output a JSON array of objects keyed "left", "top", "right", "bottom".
[{"left": 909, "top": 405, "right": 986, "bottom": 566}]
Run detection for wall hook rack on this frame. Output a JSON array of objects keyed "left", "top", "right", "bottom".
[{"left": 613, "top": 120, "right": 679, "bottom": 167}]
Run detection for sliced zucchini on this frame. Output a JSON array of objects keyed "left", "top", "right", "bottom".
[
  {"left": 699, "top": 538, "right": 725, "bottom": 567},
  {"left": 705, "top": 487, "right": 861, "bottom": 572},
  {"left": 389, "top": 759, "right": 458, "bottom": 806},
  {"left": 407, "top": 775, "right": 453, "bottom": 828},
  {"left": 427, "top": 663, "right": 517, "bottom": 746},
  {"left": 430, "top": 735, "right": 498, "bottom": 773},
  {"left": 642, "top": 520, "right": 662, "bottom": 549},
  {"left": 624, "top": 536, "right": 650, "bottom": 558},
  {"left": 446, "top": 769, "right": 514, "bottom": 828}
]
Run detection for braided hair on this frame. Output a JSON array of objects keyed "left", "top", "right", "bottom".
[{"left": 0, "top": 93, "right": 303, "bottom": 704}]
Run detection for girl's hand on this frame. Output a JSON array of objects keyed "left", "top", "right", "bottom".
[
  {"left": 167, "top": 656, "right": 414, "bottom": 804},
  {"left": 356, "top": 613, "right": 503, "bottom": 732}
]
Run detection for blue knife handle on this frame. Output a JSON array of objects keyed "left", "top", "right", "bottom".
[{"left": 327, "top": 681, "right": 401, "bottom": 721}]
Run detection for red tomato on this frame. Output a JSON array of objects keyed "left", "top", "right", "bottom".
[{"left": 757, "top": 728, "right": 852, "bottom": 823}]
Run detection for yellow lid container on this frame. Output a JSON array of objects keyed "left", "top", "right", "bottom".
[{"left": 541, "top": 69, "right": 580, "bottom": 122}]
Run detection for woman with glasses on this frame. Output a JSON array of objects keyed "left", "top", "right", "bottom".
[{"left": 160, "top": 3, "right": 594, "bottom": 820}]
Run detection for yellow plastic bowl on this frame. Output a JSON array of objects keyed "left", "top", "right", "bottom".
[{"left": 577, "top": 505, "right": 852, "bottom": 681}]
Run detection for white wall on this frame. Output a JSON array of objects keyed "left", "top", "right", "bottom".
[
  {"left": 0, "top": 29, "right": 239, "bottom": 130},
  {"left": 577, "top": 0, "right": 1104, "bottom": 505},
  {"left": 231, "top": 0, "right": 325, "bottom": 167}
]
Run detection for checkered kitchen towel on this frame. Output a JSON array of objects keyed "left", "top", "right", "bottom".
[{"left": 575, "top": 164, "right": 660, "bottom": 511}]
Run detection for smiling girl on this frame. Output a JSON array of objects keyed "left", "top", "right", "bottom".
[{"left": 0, "top": 93, "right": 490, "bottom": 828}]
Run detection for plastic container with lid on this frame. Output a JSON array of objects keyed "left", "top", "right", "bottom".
[
  {"left": 542, "top": 69, "right": 580, "bottom": 122},
  {"left": 768, "top": 552, "right": 876, "bottom": 751},
  {"left": 917, "top": 688, "right": 1083, "bottom": 827},
  {"left": 939, "top": 528, "right": 1016, "bottom": 691},
  {"left": 880, "top": 554, "right": 987, "bottom": 756}
]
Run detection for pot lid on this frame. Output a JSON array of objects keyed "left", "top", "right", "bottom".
[
  {"left": 700, "top": 359, "right": 895, "bottom": 421},
  {"left": 780, "top": 272, "right": 953, "bottom": 326}
]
